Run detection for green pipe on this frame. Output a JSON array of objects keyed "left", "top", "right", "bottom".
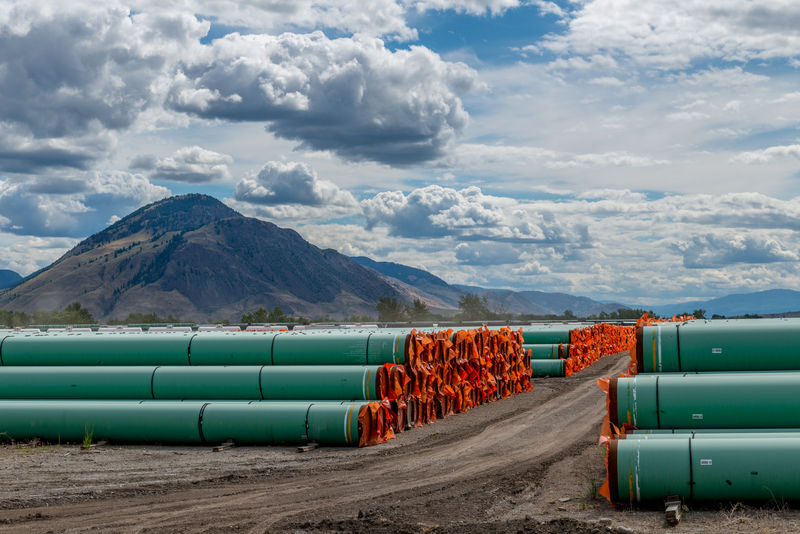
[
  {"left": 0, "top": 400, "right": 203, "bottom": 442},
  {"left": 0, "top": 365, "right": 386, "bottom": 401},
  {"left": 272, "top": 332, "right": 367, "bottom": 365},
  {"left": 516, "top": 325, "right": 575, "bottom": 344},
  {"left": 611, "top": 373, "right": 800, "bottom": 429},
  {"left": 0, "top": 333, "right": 193, "bottom": 366},
  {"left": 257, "top": 365, "right": 382, "bottom": 400},
  {"left": 0, "top": 400, "right": 367, "bottom": 445},
  {"left": 610, "top": 437, "right": 800, "bottom": 503},
  {"left": 636, "top": 319, "right": 800, "bottom": 373},
  {"left": 0, "top": 367, "right": 154, "bottom": 399},
  {"left": 200, "top": 401, "right": 310, "bottom": 444},
  {"left": 523, "top": 344, "right": 566, "bottom": 359},
  {"left": 366, "top": 332, "right": 408, "bottom": 364},
  {"left": 153, "top": 366, "right": 262, "bottom": 399},
  {"left": 531, "top": 359, "right": 565, "bottom": 377},
  {"left": 188, "top": 332, "right": 276, "bottom": 365}
]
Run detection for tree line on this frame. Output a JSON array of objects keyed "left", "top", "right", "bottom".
[{"left": 0, "top": 300, "right": 740, "bottom": 329}]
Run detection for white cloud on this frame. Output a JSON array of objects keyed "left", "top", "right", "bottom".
[
  {"left": 132, "top": 146, "right": 233, "bottom": 183},
  {"left": 166, "top": 31, "right": 477, "bottom": 165},
  {"left": 589, "top": 76, "right": 625, "bottom": 87},
  {"left": 673, "top": 233, "right": 799, "bottom": 268},
  {"left": 454, "top": 242, "right": 521, "bottom": 265},
  {"left": 541, "top": 0, "right": 800, "bottom": 69},
  {"left": 361, "top": 184, "right": 589, "bottom": 245},
  {"left": 453, "top": 143, "right": 668, "bottom": 170},
  {"left": 512, "top": 261, "right": 551, "bottom": 275},
  {"left": 0, "top": 173, "right": 169, "bottom": 237},
  {"left": 731, "top": 144, "right": 800, "bottom": 164},
  {"left": 0, "top": 3, "right": 208, "bottom": 172},
  {"left": 233, "top": 161, "right": 357, "bottom": 208}
]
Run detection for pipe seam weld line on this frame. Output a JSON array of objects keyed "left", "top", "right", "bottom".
[
  {"left": 365, "top": 332, "right": 373, "bottom": 365},
  {"left": 198, "top": 402, "right": 210, "bottom": 443},
  {"left": 150, "top": 365, "right": 160, "bottom": 399},
  {"left": 187, "top": 333, "right": 198, "bottom": 365}
]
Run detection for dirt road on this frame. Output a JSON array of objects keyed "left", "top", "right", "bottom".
[{"left": 1, "top": 354, "right": 799, "bottom": 533}]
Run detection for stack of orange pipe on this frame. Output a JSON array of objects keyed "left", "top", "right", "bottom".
[
  {"left": 563, "top": 323, "right": 637, "bottom": 376},
  {"left": 373, "top": 326, "right": 532, "bottom": 433}
]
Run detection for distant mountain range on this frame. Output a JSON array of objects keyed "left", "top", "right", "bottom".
[
  {"left": 1, "top": 194, "right": 796, "bottom": 321},
  {"left": 0, "top": 270, "right": 21, "bottom": 290},
  {"left": 650, "top": 289, "right": 800, "bottom": 318},
  {"left": 351, "top": 257, "right": 627, "bottom": 317}
]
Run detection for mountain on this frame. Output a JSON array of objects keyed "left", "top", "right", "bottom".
[
  {"left": 455, "top": 286, "right": 629, "bottom": 318},
  {"left": 353, "top": 257, "right": 628, "bottom": 317},
  {"left": 351, "top": 257, "right": 465, "bottom": 312},
  {"left": 0, "top": 194, "right": 405, "bottom": 321},
  {"left": 0, "top": 270, "right": 21, "bottom": 290},
  {"left": 651, "top": 289, "right": 800, "bottom": 317}
]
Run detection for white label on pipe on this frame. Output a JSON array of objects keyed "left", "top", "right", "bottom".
[
  {"left": 711, "top": 348, "right": 722, "bottom": 354},
  {"left": 692, "top": 413, "right": 704, "bottom": 420},
  {"left": 700, "top": 459, "right": 713, "bottom": 466}
]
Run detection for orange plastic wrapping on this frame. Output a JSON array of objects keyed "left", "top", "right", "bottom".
[{"left": 359, "top": 326, "right": 533, "bottom": 446}]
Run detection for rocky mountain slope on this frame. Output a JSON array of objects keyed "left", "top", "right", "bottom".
[{"left": 0, "top": 195, "right": 405, "bottom": 321}]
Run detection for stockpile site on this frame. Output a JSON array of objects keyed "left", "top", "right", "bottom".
[{"left": 2, "top": 320, "right": 800, "bottom": 533}]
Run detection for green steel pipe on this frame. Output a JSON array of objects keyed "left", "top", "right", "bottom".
[
  {"left": 200, "top": 401, "right": 310, "bottom": 444},
  {"left": 366, "top": 332, "right": 408, "bottom": 364},
  {"left": 188, "top": 332, "right": 276, "bottom": 365},
  {"left": 307, "top": 403, "right": 362, "bottom": 445},
  {"left": 531, "top": 359, "right": 565, "bottom": 377},
  {"left": 0, "top": 367, "right": 155, "bottom": 399},
  {"left": 0, "top": 333, "right": 194, "bottom": 366},
  {"left": 610, "top": 437, "right": 800, "bottom": 504},
  {"left": 517, "top": 325, "right": 575, "bottom": 344},
  {"left": 0, "top": 365, "right": 387, "bottom": 401},
  {"left": 153, "top": 366, "right": 262, "bottom": 399},
  {"left": 272, "top": 331, "right": 367, "bottom": 365},
  {"left": 523, "top": 344, "right": 567, "bottom": 359},
  {"left": 0, "top": 400, "right": 204, "bottom": 442},
  {"left": 0, "top": 400, "right": 368, "bottom": 445},
  {"left": 636, "top": 320, "right": 800, "bottom": 373},
  {"left": 258, "top": 365, "right": 382, "bottom": 400},
  {"left": 611, "top": 373, "right": 800, "bottom": 429}
]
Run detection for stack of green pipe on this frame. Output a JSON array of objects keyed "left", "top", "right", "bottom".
[
  {"left": 635, "top": 318, "right": 800, "bottom": 373},
  {"left": 0, "top": 330, "right": 409, "bottom": 366},
  {"left": 608, "top": 436, "right": 800, "bottom": 503},
  {"left": 609, "top": 372, "right": 800, "bottom": 430},
  {"left": 522, "top": 343, "right": 568, "bottom": 359},
  {"left": 530, "top": 359, "right": 565, "bottom": 377},
  {"left": 0, "top": 366, "right": 386, "bottom": 400},
  {"left": 515, "top": 325, "right": 577, "bottom": 344},
  {"left": 0, "top": 400, "right": 363, "bottom": 445}
]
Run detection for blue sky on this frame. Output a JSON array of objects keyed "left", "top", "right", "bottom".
[{"left": 1, "top": 0, "right": 800, "bottom": 306}]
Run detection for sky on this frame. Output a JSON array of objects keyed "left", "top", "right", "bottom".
[{"left": 1, "top": 0, "right": 800, "bottom": 306}]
